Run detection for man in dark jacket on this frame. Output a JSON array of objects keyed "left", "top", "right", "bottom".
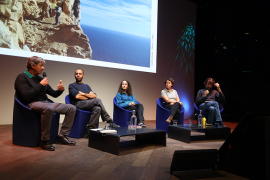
[
  {"left": 195, "top": 77, "right": 225, "bottom": 125},
  {"left": 15, "top": 56, "right": 76, "bottom": 151}
]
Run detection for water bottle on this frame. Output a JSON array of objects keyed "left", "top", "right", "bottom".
[
  {"left": 130, "top": 110, "right": 137, "bottom": 130},
  {"left": 198, "top": 110, "right": 203, "bottom": 126}
]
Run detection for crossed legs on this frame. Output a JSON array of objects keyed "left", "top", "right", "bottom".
[
  {"left": 75, "top": 98, "right": 111, "bottom": 129},
  {"left": 199, "top": 101, "right": 222, "bottom": 124}
]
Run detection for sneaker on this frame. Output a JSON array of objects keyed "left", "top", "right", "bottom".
[
  {"left": 138, "top": 122, "right": 146, "bottom": 127},
  {"left": 217, "top": 121, "right": 226, "bottom": 127}
]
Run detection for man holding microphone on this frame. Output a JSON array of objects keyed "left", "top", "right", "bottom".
[{"left": 14, "top": 56, "right": 76, "bottom": 151}]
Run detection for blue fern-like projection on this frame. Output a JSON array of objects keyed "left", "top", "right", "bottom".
[{"left": 170, "top": 23, "right": 195, "bottom": 79}]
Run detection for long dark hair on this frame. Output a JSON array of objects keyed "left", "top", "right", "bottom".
[{"left": 118, "top": 80, "right": 132, "bottom": 96}]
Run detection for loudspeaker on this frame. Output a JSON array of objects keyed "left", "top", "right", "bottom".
[
  {"left": 218, "top": 112, "right": 270, "bottom": 180},
  {"left": 170, "top": 149, "right": 218, "bottom": 174}
]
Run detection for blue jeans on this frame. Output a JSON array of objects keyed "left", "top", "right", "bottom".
[{"left": 199, "top": 101, "right": 222, "bottom": 124}]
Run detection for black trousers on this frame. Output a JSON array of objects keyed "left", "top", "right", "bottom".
[
  {"left": 125, "top": 104, "right": 145, "bottom": 123},
  {"left": 164, "top": 102, "right": 182, "bottom": 121}
]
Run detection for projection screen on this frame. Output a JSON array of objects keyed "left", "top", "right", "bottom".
[{"left": 0, "top": 0, "right": 158, "bottom": 73}]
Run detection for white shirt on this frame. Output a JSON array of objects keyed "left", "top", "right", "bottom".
[{"left": 161, "top": 88, "right": 179, "bottom": 101}]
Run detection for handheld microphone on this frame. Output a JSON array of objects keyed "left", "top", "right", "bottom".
[
  {"left": 42, "top": 72, "right": 47, "bottom": 90},
  {"left": 43, "top": 72, "right": 47, "bottom": 78}
]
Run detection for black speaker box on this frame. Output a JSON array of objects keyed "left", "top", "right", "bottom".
[
  {"left": 218, "top": 112, "right": 270, "bottom": 180},
  {"left": 170, "top": 149, "right": 218, "bottom": 174}
]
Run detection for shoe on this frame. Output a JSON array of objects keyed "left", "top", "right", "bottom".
[
  {"left": 217, "top": 121, "right": 226, "bottom": 127},
  {"left": 108, "top": 122, "right": 120, "bottom": 128},
  {"left": 138, "top": 122, "right": 146, "bottom": 127},
  {"left": 107, "top": 120, "right": 113, "bottom": 123},
  {"left": 84, "top": 129, "right": 91, "bottom": 139},
  {"left": 40, "top": 140, "right": 55, "bottom": 151},
  {"left": 56, "top": 135, "right": 76, "bottom": 146},
  {"left": 166, "top": 115, "right": 173, "bottom": 124}
]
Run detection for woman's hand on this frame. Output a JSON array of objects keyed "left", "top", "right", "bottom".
[
  {"left": 129, "top": 102, "right": 135, "bottom": 106},
  {"left": 180, "top": 102, "right": 183, "bottom": 105}
]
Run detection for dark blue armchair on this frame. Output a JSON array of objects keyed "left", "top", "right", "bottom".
[
  {"left": 113, "top": 97, "right": 140, "bottom": 127},
  {"left": 156, "top": 98, "right": 185, "bottom": 133},
  {"left": 13, "top": 96, "right": 60, "bottom": 147},
  {"left": 65, "top": 95, "right": 97, "bottom": 138}
]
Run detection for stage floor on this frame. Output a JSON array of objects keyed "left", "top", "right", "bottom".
[{"left": 0, "top": 120, "right": 247, "bottom": 180}]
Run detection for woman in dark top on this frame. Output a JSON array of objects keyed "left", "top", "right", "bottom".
[{"left": 115, "top": 80, "right": 146, "bottom": 127}]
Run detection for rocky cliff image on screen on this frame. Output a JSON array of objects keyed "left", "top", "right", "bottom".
[
  {"left": 0, "top": 0, "right": 92, "bottom": 59},
  {"left": 0, "top": 0, "right": 156, "bottom": 71}
]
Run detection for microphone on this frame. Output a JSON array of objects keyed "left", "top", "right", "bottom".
[
  {"left": 43, "top": 72, "right": 47, "bottom": 78},
  {"left": 42, "top": 72, "right": 47, "bottom": 90}
]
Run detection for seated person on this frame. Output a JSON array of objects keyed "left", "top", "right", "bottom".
[
  {"left": 161, "top": 78, "right": 183, "bottom": 124},
  {"left": 195, "top": 77, "right": 225, "bottom": 126},
  {"left": 14, "top": 56, "right": 76, "bottom": 151},
  {"left": 68, "top": 69, "right": 120, "bottom": 138},
  {"left": 115, "top": 80, "right": 146, "bottom": 127}
]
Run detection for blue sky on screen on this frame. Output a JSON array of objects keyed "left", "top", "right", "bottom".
[{"left": 80, "top": 0, "right": 152, "bottom": 38}]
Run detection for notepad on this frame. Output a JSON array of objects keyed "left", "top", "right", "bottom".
[
  {"left": 90, "top": 128, "right": 104, "bottom": 131},
  {"left": 90, "top": 128, "right": 117, "bottom": 134},
  {"left": 99, "top": 130, "right": 117, "bottom": 134}
]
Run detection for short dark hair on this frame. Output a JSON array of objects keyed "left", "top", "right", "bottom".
[
  {"left": 26, "top": 56, "right": 45, "bottom": 70},
  {"left": 75, "top": 68, "right": 84, "bottom": 74},
  {"left": 118, "top": 80, "right": 132, "bottom": 96},
  {"left": 164, "top": 78, "right": 174, "bottom": 87},
  {"left": 204, "top": 77, "right": 215, "bottom": 86}
]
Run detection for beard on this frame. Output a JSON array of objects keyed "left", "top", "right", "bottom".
[{"left": 75, "top": 77, "right": 82, "bottom": 83}]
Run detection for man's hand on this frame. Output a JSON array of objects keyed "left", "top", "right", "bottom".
[
  {"left": 57, "top": 80, "right": 64, "bottom": 91},
  {"left": 79, "top": 91, "right": 85, "bottom": 95},
  {"left": 129, "top": 102, "right": 135, "bottom": 106},
  {"left": 89, "top": 91, "right": 96, "bottom": 97},
  {"left": 180, "top": 102, "right": 183, "bottom": 106},
  {"left": 203, "top": 90, "right": 209, "bottom": 97},
  {"left": 214, "top": 83, "right": 221, "bottom": 92},
  {"left": 40, "top": 78, "right": 49, "bottom": 86}
]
